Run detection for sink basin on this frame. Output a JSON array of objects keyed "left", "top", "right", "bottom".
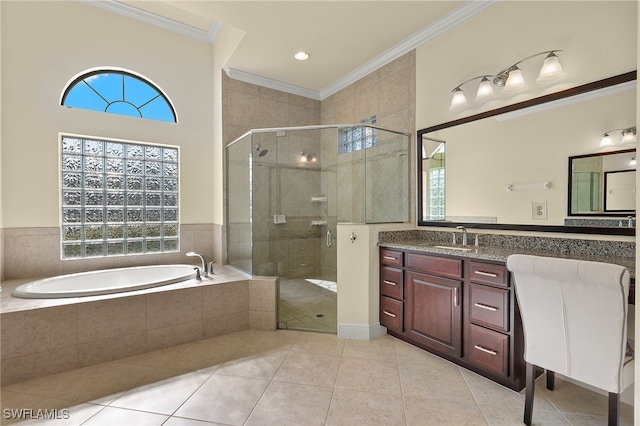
[{"left": 432, "top": 245, "right": 473, "bottom": 252}]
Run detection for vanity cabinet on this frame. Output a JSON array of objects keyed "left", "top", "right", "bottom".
[{"left": 380, "top": 248, "right": 525, "bottom": 391}]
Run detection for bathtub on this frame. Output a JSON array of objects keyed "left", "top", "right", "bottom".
[{"left": 12, "top": 264, "right": 198, "bottom": 299}]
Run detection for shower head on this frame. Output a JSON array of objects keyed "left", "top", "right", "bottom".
[{"left": 254, "top": 145, "right": 269, "bottom": 157}]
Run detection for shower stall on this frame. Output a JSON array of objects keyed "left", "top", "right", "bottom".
[{"left": 226, "top": 124, "right": 409, "bottom": 333}]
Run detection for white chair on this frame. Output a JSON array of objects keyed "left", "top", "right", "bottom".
[{"left": 506, "top": 254, "right": 633, "bottom": 426}]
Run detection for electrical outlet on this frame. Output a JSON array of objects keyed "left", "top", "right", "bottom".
[{"left": 532, "top": 201, "right": 548, "bottom": 220}]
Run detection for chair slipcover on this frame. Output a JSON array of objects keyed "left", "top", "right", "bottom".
[{"left": 507, "top": 254, "right": 633, "bottom": 394}]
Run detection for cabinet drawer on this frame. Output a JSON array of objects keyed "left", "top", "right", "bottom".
[
  {"left": 380, "top": 296, "right": 403, "bottom": 332},
  {"left": 470, "top": 262, "right": 509, "bottom": 287},
  {"left": 468, "top": 324, "right": 509, "bottom": 377},
  {"left": 381, "top": 248, "right": 403, "bottom": 267},
  {"left": 381, "top": 266, "right": 403, "bottom": 300},
  {"left": 407, "top": 253, "right": 462, "bottom": 279},
  {"left": 469, "top": 283, "right": 509, "bottom": 332}
]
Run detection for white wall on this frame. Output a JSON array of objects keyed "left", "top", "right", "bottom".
[
  {"left": 1, "top": 1, "right": 214, "bottom": 228},
  {"left": 416, "top": 1, "right": 637, "bottom": 130}
]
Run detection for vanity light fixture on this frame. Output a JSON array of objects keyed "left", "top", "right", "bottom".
[
  {"left": 300, "top": 152, "right": 316, "bottom": 162},
  {"left": 449, "top": 50, "right": 566, "bottom": 111},
  {"left": 599, "top": 126, "right": 637, "bottom": 147},
  {"left": 630, "top": 156, "right": 637, "bottom": 167},
  {"left": 294, "top": 51, "right": 310, "bottom": 61}
]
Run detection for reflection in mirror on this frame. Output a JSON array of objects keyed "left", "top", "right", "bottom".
[
  {"left": 569, "top": 149, "right": 636, "bottom": 215},
  {"left": 421, "top": 137, "right": 446, "bottom": 220},
  {"left": 417, "top": 71, "right": 636, "bottom": 235}
]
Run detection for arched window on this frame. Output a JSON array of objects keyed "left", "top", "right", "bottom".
[{"left": 61, "top": 68, "right": 177, "bottom": 123}]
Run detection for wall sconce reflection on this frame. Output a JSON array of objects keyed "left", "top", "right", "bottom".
[
  {"left": 300, "top": 152, "right": 316, "bottom": 162},
  {"left": 600, "top": 126, "right": 637, "bottom": 147}
]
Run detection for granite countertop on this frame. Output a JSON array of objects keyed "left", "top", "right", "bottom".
[{"left": 379, "top": 239, "right": 636, "bottom": 279}]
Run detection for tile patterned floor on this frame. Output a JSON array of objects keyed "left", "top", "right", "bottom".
[
  {"left": 0, "top": 330, "right": 634, "bottom": 425},
  {"left": 278, "top": 278, "right": 337, "bottom": 333}
]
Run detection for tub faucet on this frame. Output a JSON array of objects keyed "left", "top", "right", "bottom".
[
  {"left": 456, "top": 226, "right": 468, "bottom": 246},
  {"left": 186, "top": 252, "right": 209, "bottom": 278}
]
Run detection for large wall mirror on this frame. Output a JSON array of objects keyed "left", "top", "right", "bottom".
[{"left": 417, "top": 71, "right": 636, "bottom": 236}]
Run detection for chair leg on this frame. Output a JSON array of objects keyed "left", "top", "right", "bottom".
[
  {"left": 524, "top": 362, "right": 535, "bottom": 426},
  {"left": 546, "top": 370, "right": 555, "bottom": 391},
  {"left": 608, "top": 392, "right": 620, "bottom": 426}
]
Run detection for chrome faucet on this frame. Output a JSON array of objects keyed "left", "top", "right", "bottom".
[
  {"left": 456, "top": 226, "right": 468, "bottom": 246},
  {"left": 186, "top": 252, "right": 211, "bottom": 278}
]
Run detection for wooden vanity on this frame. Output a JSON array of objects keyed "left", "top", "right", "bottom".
[{"left": 381, "top": 246, "right": 526, "bottom": 391}]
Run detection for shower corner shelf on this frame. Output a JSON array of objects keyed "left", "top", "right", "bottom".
[
  {"left": 311, "top": 196, "right": 328, "bottom": 203},
  {"left": 311, "top": 220, "right": 327, "bottom": 226}
]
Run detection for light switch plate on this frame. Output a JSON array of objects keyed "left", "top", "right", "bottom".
[{"left": 532, "top": 201, "right": 548, "bottom": 220}]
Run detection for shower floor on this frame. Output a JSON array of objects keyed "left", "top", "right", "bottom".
[{"left": 278, "top": 277, "right": 337, "bottom": 333}]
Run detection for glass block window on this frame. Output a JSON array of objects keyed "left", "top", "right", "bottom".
[
  {"left": 429, "top": 167, "right": 446, "bottom": 220},
  {"left": 61, "top": 68, "right": 177, "bottom": 123},
  {"left": 61, "top": 135, "right": 179, "bottom": 259},
  {"left": 339, "top": 116, "right": 377, "bottom": 153}
]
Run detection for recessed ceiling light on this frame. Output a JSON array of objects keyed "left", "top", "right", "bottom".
[{"left": 294, "top": 51, "right": 310, "bottom": 61}]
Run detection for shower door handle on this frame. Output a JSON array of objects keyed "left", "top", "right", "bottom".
[{"left": 326, "top": 230, "right": 333, "bottom": 248}]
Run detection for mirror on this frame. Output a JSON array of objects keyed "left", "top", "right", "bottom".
[
  {"left": 569, "top": 149, "right": 636, "bottom": 215},
  {"left": 417, "top": 71, "right": 636, "bottom": 236}
]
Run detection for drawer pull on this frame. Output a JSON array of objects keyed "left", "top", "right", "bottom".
[
  {"left": 382, "top": 310, "right": 397, "bottom": 318},
  {"left": 474, "top": 271, "right": 498, "bottom": 278},
  {"left": 474, "top": 302, "right": 498, "bottom": 312},
  {"left": 383, "top": 256, "right": 397, "bottom": 261},
  {"left": 474, "top": 345, "right": 498, "bottom": 356},
  {"left": 383, "top": 280, "right": 397, "bottom": 286}
]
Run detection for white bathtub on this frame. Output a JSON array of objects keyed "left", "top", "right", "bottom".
[{"left": 12, "top": 264, "right": 198, "bottom": 299}]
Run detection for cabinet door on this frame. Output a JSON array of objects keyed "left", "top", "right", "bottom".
[{"left": 405, "top": 270, "right": 462, "bottom": 357}]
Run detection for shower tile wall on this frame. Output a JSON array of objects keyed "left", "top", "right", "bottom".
[
  {"left": 222, "top": 73, "right": 321, "bottom": 146},
  {"left": 321, "top": 50, "right": 416, "bottom": 224},
  {"left": 1, "top": 224, "right": 217, "bottom": 280}
]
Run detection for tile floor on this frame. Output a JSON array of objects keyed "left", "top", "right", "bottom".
[
  {"left": 278, "top": 278, "right": 337, "bottom": 333},
  {"left": 0, "top": 330, "right": 634, "bottom": 425}
]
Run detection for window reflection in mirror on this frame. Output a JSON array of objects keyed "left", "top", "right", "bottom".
[
  {"left": 569, "top": 149, "right": 636, "bottom": 215},
  {"left": 421, "top": 137, "right": 446, "bottom": 221}
]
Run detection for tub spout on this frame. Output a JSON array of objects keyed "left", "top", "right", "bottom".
[{"left": 186, "top": 252, "right": 209, "bottom": 278}]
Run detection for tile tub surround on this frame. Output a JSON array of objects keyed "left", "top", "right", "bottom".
[
  {"left": 379, "top": 229, "right": 636, "bottom": 273},
  {"left": 1, "top": 223, "right": 217, "bottom": 281},
  {"left": 0, "top": 265, "right": 277, "bottom": 386}
]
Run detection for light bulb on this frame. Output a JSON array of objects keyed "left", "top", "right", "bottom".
[
  {"left": 600, "top": 133, "right": 613, "bottom": 147},
  {"left": 475, "top": 77, "right": 496, "bottom": 102},
  {"left": 503, "top": 67, "right": 528, "bottom": 94},
  {"left": 621, "top": 128, "right": 637, "bottom": 144},
  {"left": 449, "top": 88, "right": 468, "bottom": 111},
  {"left": 294, "top": 51, "right": 310, "bottom": 61},
  {"left": 630, "top": 157, "right": 637, "bottom": 167},
  {"left": 536, "top": 52, "right": 566, "bottom": 84}
]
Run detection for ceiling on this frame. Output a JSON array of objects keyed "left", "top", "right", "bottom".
[{"left": 89, "top": 1, "right": 496, "bottom": 99}]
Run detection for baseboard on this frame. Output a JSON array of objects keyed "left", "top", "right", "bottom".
[{"left": 337, "top": 322, "right": 387, "bottom": 340}]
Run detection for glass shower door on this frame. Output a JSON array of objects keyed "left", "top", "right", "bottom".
[{"left": 275, "top": 127, "right": 338, "bottom": 333}]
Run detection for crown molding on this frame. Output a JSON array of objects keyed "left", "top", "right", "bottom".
[
  {"left": 81, "top": 0, "right": 221, "bottom": 43},
  {"left": 82, "top": 0, "right": 497, "bottom": 101},
  {"left": 318, "top": 0, "right": 498, "bottom": 100},
  {"left": 224, "top": 68, "right": 322, "bottom": 100}
]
